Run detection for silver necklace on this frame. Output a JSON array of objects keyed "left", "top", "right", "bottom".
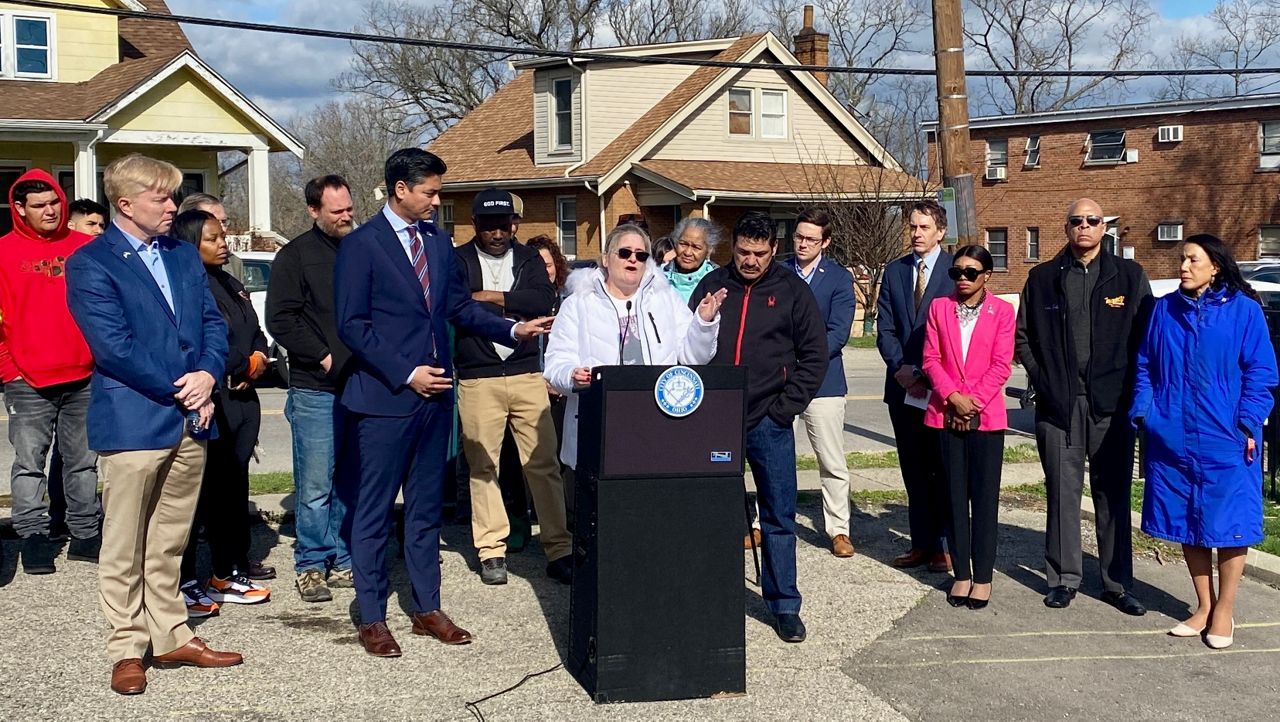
[{"left": 955, "top": 291, "right": 986, "bottom": 324}]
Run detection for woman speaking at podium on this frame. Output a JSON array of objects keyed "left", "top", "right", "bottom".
[{"left": 544, "top": 223, "right": 727, "bottom": 468}]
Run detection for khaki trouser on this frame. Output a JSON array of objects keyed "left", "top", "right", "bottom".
[
  {"left": 458, "top": 372, "right": 571, "bottom": 562},
  {"left": 799, "top": 396, "right": 851, "bottom": 538},
  {"left": 99, "top": 436, "right": 206, "bottom": 662}
]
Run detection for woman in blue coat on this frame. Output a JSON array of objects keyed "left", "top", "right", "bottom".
[{"left": 1131, "top": 234, "right": 1278, "bottom": 650}]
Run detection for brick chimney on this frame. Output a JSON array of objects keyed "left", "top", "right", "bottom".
[{"left": 792, "top": 5, "right": 829, "bottom": 87}]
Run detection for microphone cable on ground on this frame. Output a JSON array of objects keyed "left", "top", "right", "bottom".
[{"left": 464, "top": 662, "right": 566, "bottom": 721}]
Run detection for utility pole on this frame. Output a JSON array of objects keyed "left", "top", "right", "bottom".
[{"left": 931, "top": 0, "right": 978, "bottom": 246}]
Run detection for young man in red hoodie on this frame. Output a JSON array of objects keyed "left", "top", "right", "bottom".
[{"left": 0, "top": 169, "right": 101, "bottom": 574}]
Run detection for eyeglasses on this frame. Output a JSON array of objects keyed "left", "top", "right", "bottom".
[
  {"left": 792, "top": 232, "right": 825, "bottom": 246},
  {"left": 615, "top": 248, "right": 651, "bottom": 262},
  {"left": 1068, "top": 215, "right": 1104, "bottom": 228},
  {"left": 948, "top": 267, "right": 986, "bottom": 282}
]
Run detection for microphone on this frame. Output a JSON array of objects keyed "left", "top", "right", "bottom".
[{"left": 618, "top": 300, "right": 632, "bottom": 364}]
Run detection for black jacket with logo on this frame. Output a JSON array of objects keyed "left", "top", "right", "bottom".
[
  {"left": 1015, "top": 247, "right": 1152, "bottom": 429},
  {"left": 691, "top": 262, "right": 827, "bottom": 429},
  {"left": 265, "top": 225, "right": 352, "bottom": 392},
  {"left": 452, "top": 240, "right": 556, "bottom": 380}
]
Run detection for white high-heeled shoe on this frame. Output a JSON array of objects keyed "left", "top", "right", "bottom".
[
  {"left": 1205, "top": 619, "right": 1235, "bottom": 649},
  {"left": 1168, "top": 621, "right": 1206, "bottom": 637}
]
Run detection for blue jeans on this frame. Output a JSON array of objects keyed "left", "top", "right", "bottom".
[
  {"left": 746, "top": 415, "right": 801, "bottom": 616},
  {"left": 286, "top": 388, "right": 350, "bottom": 573}
]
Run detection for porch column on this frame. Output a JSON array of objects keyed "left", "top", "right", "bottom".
[
  {"left": 73, "top": 140, "right": 97, "bottom": 202},
  {"left": 246, "top": 147, "right": 270, "bottom": 234}
]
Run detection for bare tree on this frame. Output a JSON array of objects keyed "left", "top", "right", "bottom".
[
  {"left": 818, "top": 0, "right": 929, "bottom": 111},
  {"left": 963, "top": 0, "right": 1155, "bottom": 114},
  {"left": 607, "top": 0, "right": 756, "bottom": 45},
  {"left": 1168, "top": 0, "right": 1280, "bottom": 97}
]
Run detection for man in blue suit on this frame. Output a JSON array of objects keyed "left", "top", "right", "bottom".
[
  {"left": 66, "top": 154, "right": 243, "bottom": 696},
  {"left": 876, "top": 200, "right": 954, "bottom": 573},
  {"left": 786, "top": 209, "right": 857, "bottom": 557},
  {"left": 335, "top": 148, "right": 551, "bottom": 657}
]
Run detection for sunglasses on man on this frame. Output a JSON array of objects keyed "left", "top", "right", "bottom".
[
  {"left": 1068, "top": 215, "right": 1104, "bottom": 228},
  {"left": 947, "top": 267, "right": 987, "bottom": 282},
  {"left": 616, "top": 248, "right": 651, "bottom": 262}
]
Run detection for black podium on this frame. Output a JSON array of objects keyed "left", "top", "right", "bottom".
[{"left": 568, "top": 365, "right": 747, "bottom": 703}]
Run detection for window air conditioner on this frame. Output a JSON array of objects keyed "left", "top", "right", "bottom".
[
  {"left": 1124, "top": 148, "right": 1139, "bottom": 163},
  {"left": 985, "top": 166, "right": 1007, "bottom": 181},
  {"left": 1158, "top": 125, "right": 1184, "bottom": 143}
]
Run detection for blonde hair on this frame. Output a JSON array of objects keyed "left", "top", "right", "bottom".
[
  {"left": 104, "top": 154, "right": 183, "bottom": 206},
  {"left": 603, "top": 223, "right": 651, "bottom": 256}
]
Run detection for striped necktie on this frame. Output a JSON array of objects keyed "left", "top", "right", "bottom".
[{"left": 407, "top": 224, "right": 431, "bottom": 310}]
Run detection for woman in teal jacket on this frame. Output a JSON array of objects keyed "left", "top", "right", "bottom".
[
  {"left": 664, "top": 217, "right": 720, "bottom": 302},
  {"left": 1131, "top": 234, "right": 1278, "bottom": 649}
]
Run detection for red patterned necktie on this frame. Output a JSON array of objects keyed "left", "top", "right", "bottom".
[{"left": 407, "top": 224, "right": 431, "bottom": 310}]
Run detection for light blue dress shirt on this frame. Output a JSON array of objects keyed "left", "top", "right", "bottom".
[
  {"left": 911, "top": 244, "right": 943, "bottom": 291},
  {"left": 117, "top": 221, "right": 174, "bottom": 312}
]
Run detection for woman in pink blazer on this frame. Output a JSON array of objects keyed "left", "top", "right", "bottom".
[{"left": 921, "top": 245, "right": 1016, "bottom": 610}]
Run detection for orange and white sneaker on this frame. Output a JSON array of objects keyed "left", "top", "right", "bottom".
[
  {"left": 181, "top": 580, "right": 221, "bottom": 618},
  {"left": 207, "top": 572, "right": 271, "bottom": 605}
]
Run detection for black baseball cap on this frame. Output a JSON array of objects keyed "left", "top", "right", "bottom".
[{"left": 473, "top": 188, "right": 515, "bottom": 216}]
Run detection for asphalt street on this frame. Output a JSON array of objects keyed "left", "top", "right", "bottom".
[{"left": 0, "top": 348, "right": 1036, "bottom": 496}]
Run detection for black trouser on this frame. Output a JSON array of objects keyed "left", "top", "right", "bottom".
[
  {"left": 181, "top": 390, "right": 261, "bottom": 582},
  {"left": 1037, "top": 395, "right": 1134, "bottom": 593},
  {"left": 941, "top": 428, "right": 1004, "bottom": 584},
  {"left": 888, "top": 402, "right": 946, "bottom": 553}
]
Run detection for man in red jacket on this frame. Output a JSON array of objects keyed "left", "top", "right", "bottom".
[{"left": 0, "top": 169, "right": 101, "bottom": 574}]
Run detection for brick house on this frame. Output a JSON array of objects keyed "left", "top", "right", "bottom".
[
  {"left": 924, "top": 95, "right": 1280, "bottom": 294},
  {"left": 426, "top": 10, "right": 922, "bottom": 262}
]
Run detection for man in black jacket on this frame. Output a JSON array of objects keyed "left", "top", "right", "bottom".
[
  {"left": 692, "top": 211, "right": 826, "bottom": 643},
  {"left": 1016, "top": 197, "right": 1152, "bottom": 616},
  {"left": 454, "top": 188, "right": 570, "bottom": 586},
  {"left": 265, "top": 175, "right": 356, "bottom": 603}
]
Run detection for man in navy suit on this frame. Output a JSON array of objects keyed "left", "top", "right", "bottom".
[
  {"left": 876, "top": 200, "right": 955, "bottom": 573},
  {"left": 66, "top": 154, "right": 243, "bottom": 696},
  {"left": 786, "top": 209, "right": 857, "bottom": 557},
  {"left": 335, "top": 148, "right": 551, "bottom": 657}
]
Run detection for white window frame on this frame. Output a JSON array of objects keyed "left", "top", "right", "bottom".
[
  {"left": 1260, "top": 225, "right": 1280, "bottom": 258},
  {"left": 1026, "top": 227, "right": 1039, "bottom": 261},
  {"left": 0, "top": 160, "right": 33, "bottom": 234},
  {"left": 986, "top": 228, "right": 1008, "bottom": 270},
  {"left": 556, "top": 195, "right": 577, "bottom": 257},
  {"left": 986, "top": 138, "right": 1009, "bottom": 169},
  {"left": 1261, "top": 122, "right": 1280, "bottom": 169},
  {"left": 551, "top": 76, "right": 574, "bottom": 152},
  {"left": 0, "top": 12, "right": 56, "bottom": 81},
  {"left": 760, "top": 89, "right": 788, "bottom": 139},
  {"left": 1157, "top": 223, "right": 1183, "bottom": 242},
  {"left": 1085, "top": 129, "right": 1126, "bottom": 164},
  {"left": 728, "top": 87, "right": 753, "bottom": 138},
  {"left": 1024, "top": 135, "right": 1041, "bottom": 167}
]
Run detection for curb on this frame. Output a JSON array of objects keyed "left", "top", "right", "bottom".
[{"left": 1081, "top": 496, "right": 1280, "bottom": 588}]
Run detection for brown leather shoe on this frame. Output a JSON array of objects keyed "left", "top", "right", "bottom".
[
  {"left": 110, "top": 659, "right": 146, "bottom": 695},
  {"left": 743, "top": 528, "right": 762, "bottom": 549},
  {"left": 358, "top": 621, "right": 403, "bottom": 657},
  {"left": 831, "top": 534, "right": 856, "bottom": 558},
  {"left": 928, "top": 551, "right": 953, "bottom": 573},
  {"left": 891, "top": 549, "right": 930, "bottom": 568},
  {"left": 412, "top": 610, "right": 473, "bottom": 645},
  {"left": 152, "top": 637, "right": 243, "bottom": 668}
]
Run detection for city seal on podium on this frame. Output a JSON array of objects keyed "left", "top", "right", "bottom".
[{"left": 654, "top": 365, "right": 704, "bottom": 418}]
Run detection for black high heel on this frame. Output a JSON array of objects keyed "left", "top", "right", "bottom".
[
  {"left": 966, "top": 596, "right": 989, "bottom": 610},
  {"left": 946, "top": 583, "right": 971, "bottom": 607}
]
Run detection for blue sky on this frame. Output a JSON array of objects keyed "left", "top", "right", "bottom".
[{"left": 167, "top": 0, "right": 1229, "bottom": 122}]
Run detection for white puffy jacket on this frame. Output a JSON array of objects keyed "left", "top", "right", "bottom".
[{"left": 544, "top": 264, "right": 720, "bottom": 467}]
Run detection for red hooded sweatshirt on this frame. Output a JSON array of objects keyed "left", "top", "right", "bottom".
[{"left": 0, "top": 168, "right": 94, "bottom": 387}]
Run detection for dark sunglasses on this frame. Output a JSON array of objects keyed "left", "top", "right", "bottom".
[
  {"left": 616, "top": 248, "right": 651, "bottom": 262},
  {"left": 1068, "top": 215, "right": 1104, "bottom": 228},
  {"left": 948, "top": 266, "right": 986, "bottom": 282}
]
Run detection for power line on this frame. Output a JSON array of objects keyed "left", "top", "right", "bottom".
[{"left": 13, "top": 0, "right": 1280, "bottom": 80}]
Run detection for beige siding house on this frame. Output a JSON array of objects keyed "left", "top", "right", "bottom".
[
  {"left": 427, "top": 17, "right": 924, "bottom": 261},
  {"left": 0, "top": 0, "right": 301, "bottom": 238}
]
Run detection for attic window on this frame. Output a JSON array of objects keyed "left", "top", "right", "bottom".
[
  {"left": 0, "top": 13, "right": 54, "bottom": 80},
  {"left": 552, "top": 78, "right": 573, "bottom": 150},
  {"left": 729, "top": 88, "right": 752, "bottom": 136}
]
